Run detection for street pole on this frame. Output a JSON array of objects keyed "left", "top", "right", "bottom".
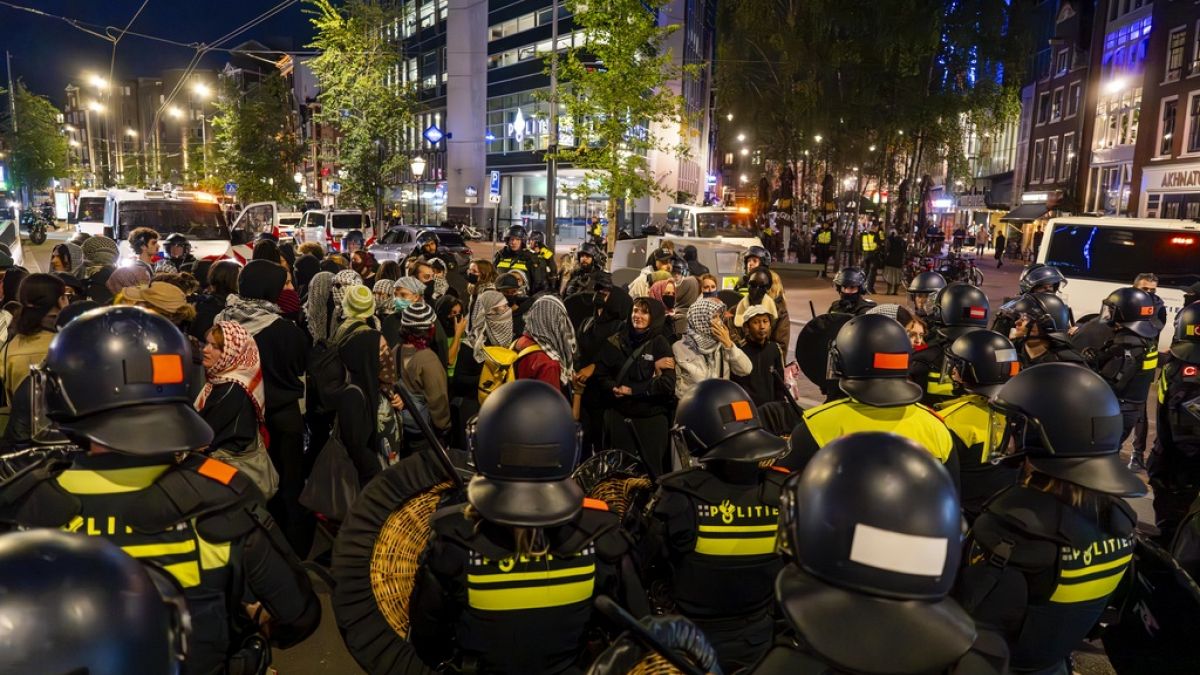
[
  {"left": 85, "top": 108, "right": 98, "bottom": 188},
  {"left": 545, "top": 0, "right": 559, "bottom": 249},
  {"left": 5, "top": 51, "right": 16, "bottom": 135},
  {"left": 200, "top": 113, "right": 209, "bottom": 179}
]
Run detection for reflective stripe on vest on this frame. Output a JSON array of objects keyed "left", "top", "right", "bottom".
[
  {"left": 926, "top": 371, "right": 956, "bottom": 396},
  {"left": 861, "top": 234, "right": 878, "bottom": 252},
  {"left": 802, "top": 399, "right": 953, "bottom": 463},
  {"left": 694, "top": 500, "right": 780, "bottom": 557},
  {"left": 817, "top": 231, "right": 832, "bottom": 244},
  {"left": 466, "top": 547, "right": 596, "bottom": 611},
  {"left": 1049, "top": 538, "right": 1133, "bottom": 604},
  {"left": 1159, "top": 369, "right": 1168, "bottom": 404},
  {"left": 1143, "top": 351, "right": 1159, "bottom": 371}
]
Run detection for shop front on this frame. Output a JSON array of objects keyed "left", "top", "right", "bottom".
[
  {"left": 1139, "top": 163, "right": 1200, "bottom": 219},
  {"left": 999, "top": 191, "right": 1058, "bottom": 260}
]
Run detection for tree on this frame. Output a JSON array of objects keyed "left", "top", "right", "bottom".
[
  {"left": 305, "top": 0, "right": 415, "bottom": 215},
  {"left": 552, "top": 0, "right": 694, "bottom": 252},
  {"left": 210, "top": 72, "right": 304, "bottom": 204},
  {"left": 0, "top": 82, "right": 68, "bottom": 201}
]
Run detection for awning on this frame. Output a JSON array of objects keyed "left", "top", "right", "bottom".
[{"left": 999, "top": 203, "right": 1050, "bottom": 222}]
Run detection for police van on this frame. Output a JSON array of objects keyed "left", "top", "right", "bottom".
[
  {"left": 664, "top": 204, "right": 762, "bottom": 248},
  {"left": 1037, "top": 216, "right": 1200, "bottom": 350},
  {"left": 69, "top": 189, "right": 108, "bottom": 236},
  {"left": 105, "top": 189, "right": 250, "bottom": 263}
]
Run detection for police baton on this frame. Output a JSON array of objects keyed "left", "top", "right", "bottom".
[
  {"left": 593, "top": 596, "right": 709, "bottom": 675},
  {"left": 392, "top": 385, "right": 466, "bottom": 491}
]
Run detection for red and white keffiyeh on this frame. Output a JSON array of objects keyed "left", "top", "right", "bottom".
[{"left": 196, "top": 320, "right": 269, "bottom": 448}]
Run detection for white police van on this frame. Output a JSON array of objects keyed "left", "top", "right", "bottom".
[
  {"left": 70, "top": 189, "right": 109, "bottom": 236},
  {"left": 1037, "top": 216, "right": 1200, "bottom": 350},
  {"left": 105, "top": 189, "right": 251, "bottom": 263}
]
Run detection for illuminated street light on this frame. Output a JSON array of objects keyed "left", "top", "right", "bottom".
[
  {"left": 814, "top": 134, "right": 823, "bottom": 143},
  {"left": 168, "top": 106, "right": 183, "bottom": 119},
  {"left": 726, "top": 113, "right": 733, "bottom": 122},
  {"left": 87, "top": 74, "right": 108, "bottom": 90},
  {"left": 411, "top": 155, "right": 427, "bottom": 177},
  {"left": 736, "top": 133, "right": 746, "bottom": 142},
  {"left": 64, "top": 124, "right": 76, "bottom": 132},
  {"left": 126, "top": 128, "right": 138, "bottom": 138},
  {"left": 869, "top": 144, "right": 877, "bottom": 152},
  {"left": 87, "top": 100, "right": 105, "bottom": 113},
  {"left": 740, "top": 147, "right": 749, "bottom": 156},
  {"left": 898, "top": 130, "right": 905, "bottom": 136},
  {"left": 843, "top": 177, "right": 855, "bottom": 188},
  {"left": 193, "top": 82, "right": 212, "bottom": 98},
  {"left": 69, "top": 139, "right": 81, "bottom": 147},
  {"left": 1105, "top": 77, "right": 1127, "bottom": 95},
  {"left": 739, "top": 174, "right": 749, "bottom": 184}
]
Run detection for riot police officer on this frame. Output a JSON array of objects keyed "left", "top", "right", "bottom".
[
  {"left": 645, "top": 379, "right": 789, "bottom": 671},
  {"left": 408, "top": 380, "right": 647, "bottom": 673},
  {"left": 0, "top": 530, "right": 190, "bottom": 675},
  {"left": 403, "top": 229, "right": 458, "bottom": 275},
  {"left": 528, "top": 230, "right": 558, "bottom": 291},
  {"left": 1017, "top": 263, "right": 1066, "bottom": 295},
  {"left": 957, "top": 363, "right": 1144, "bottom": 675},
  {"left": 1148, "top": 303, "right": 1200, "bottom": 542},
  {"left": 734, "top": 245, "right": 772, "bottom": 293},
  {"left": 936, "top": 329, "right": 1022, "bottom": 519},
  {"left": 828, "top": 266, "right": 877, "bottom": 315},
  {"left": 563, "top": 241, "right": 608, "bottom": 297},
  {"left": 910, "top": 282, "right": 991, "bottom": 406},
  {"left": 0, "top": 306, "right": 321, "bottom": 674},
  {"left": 859, "top": 222, "right": 883, "bottom": 291},
  {"left": 781, "top": 313, "right": 961, "bottom": 486},
  {"left": 754, "top": 432, "right": 1007, "bottom": 674},
  {"left": 811, "top": 221, "right": 834, "bottom": 276},
  {"left": 1090, "top": 287, "right": 1162, "bottom": 449},
  {"left": 997, "top": 292, "right": 1085, "bottom": 367},
  {"left": 907, "top": 270, "right": 947, "bottom": 318},
  {"left": 493, "top": 225, "right": 544, "bottom": 291},
  {"left": 162, "top": 232, "right": 197, "bottom": 273}
]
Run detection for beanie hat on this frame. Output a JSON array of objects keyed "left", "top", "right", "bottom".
[
  {"left": 81, "top": 236, "right": 119, "bottom": 267},
  {"left": 342, "top": 284, "right": 376, "bottom": 320},
  {"left": 396, "top": 276, "right": 425, "bottom": 296},
  {"left": 238, "top": 259, "right": 287, "bottom": 302},
  {"left": 401, "top": 301, "right": 436, "bottom": 330}
]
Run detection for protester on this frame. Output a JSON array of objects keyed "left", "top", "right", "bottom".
[
  {"left": 732, "top": 302, "right": 787, "bottom": 408},
  {"left": 698, "top": 273, "right": 719, "bottom": 298},
  {"left": 121, "top": 281, "right": 196, "bottom": 331},
  {"left": 80, "top": 235, "right": 120, "bottom": 304},
  {"left": 2, "top": 274, "right": 67, "bottom": 407},
  {"left": 674, "top": 299, "right": 752, "bottom": 399},
  {"left": 105, "top": 265, "right": 151, "bottom": 299},
  {"left": 513, "top": 294, "right": 576, "bottom": 396},
  {"left": 397, "top": 301, "right": 451, "bottom": 440}
]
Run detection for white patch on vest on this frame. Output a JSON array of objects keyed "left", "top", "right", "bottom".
[
  {"left": 849, "top": 523, "right": 948, "bottom": 576},
  {"left": 994, "top": 348, "right": 1018, "bottom": 362}
]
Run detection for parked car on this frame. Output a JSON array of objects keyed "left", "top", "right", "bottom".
[
  {"left": 369, "top": 226, "right": 473, "bottom": 269},
  {"left": 230, "top": 201, "right": 305, "bottom": 241},
  {"left": 295, "top": 209, "right": 373, "bottom": 252}
]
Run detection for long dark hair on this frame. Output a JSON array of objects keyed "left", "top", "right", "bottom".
[
  {"left": 207, "top": 261, "right": 241, "bottom": 296},
  {"left": 13, "top": 273, "right": 66, "bottom": 336}
]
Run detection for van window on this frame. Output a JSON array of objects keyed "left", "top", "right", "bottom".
[
  {"left": 1045, "top": 223, "right": 1200, "bottom": 288},
  {"left": 76, "top": 197, "right": 105, "bottom": 222},
  {"left": 331, "top": 213, "right": 365, "bottom": 230},
  {"left": 666, "top": 206, "right": 689, "bottom": 233},
  {"left": 696, "top": 212, "right": 755, "bottom": 239},
  {"left": 116, "top": 201, "right": 229, "bottom": 241},
  {"left": 304, "top": 212, "right": 326, "bottom": 228}
]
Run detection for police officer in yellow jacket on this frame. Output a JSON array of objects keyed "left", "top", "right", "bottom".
[
  {"left": 753, "top": 432, "right": 1008, "bottom": 675},
  {"left": 910, "top": 282, "right": 991, "bottom": 406},
  {"left": 1148, "top": 303, "right": 1200, "bottom": 542},
  {"left": 408, "top": 379, "right": 647, "bottom": 674},
  {"left": 1090, "top": 287, "right": 1163, "bottom": 446},
  {"left": 0, "top": 307, "right": 320, "bottom": 675},
  {"left": 812, "top": 222, "right": 834, "bottom": 276},
  {"left": 956, "top": 363, "right": 1145, "bottom": 675},
  {"left": 781, "top": 313, "right": 962, "bottom": 487},
  {"left": 859, "top": 223, "right": 883, "bottom": 291},
  {"left": 528, "top": 230, "right": 558, "bottom": 292},
  {"left": 645, "top": 379, "right": 789, "bottom": 672},
  {"left": 937, "top": 329, "right": 1022, "bottom": 519},
  {"left": 493, "top": 225, "right": 545, "bottom": 292}
]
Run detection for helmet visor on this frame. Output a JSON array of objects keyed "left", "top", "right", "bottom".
[
  {"left": 29, "top": 366, "right": 70, "bottom": 446},
  {"left": 985, "top": 406, "right": 1022, "bottom": 464}
]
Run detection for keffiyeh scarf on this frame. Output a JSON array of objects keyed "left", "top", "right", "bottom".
[{"left": 524, "top": 295, "right": 577, "bottom": 387}]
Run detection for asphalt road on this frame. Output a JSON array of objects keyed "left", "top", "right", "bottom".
[{"left": 24, "top": 231, "right": 1125, "bottom": 674}]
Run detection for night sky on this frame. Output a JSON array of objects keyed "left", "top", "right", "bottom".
[{"left": 0, "top": 0, "right": 314, "bottom": 106}]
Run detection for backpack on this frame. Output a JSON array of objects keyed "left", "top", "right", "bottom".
[
  {"left": 308, "top": 320, "right": 372, "bottom": 414},
  {"left": 477, "top": 340, "right": 542, "bottom": 404}
]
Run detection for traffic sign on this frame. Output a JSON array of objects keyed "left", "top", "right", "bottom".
[
  {"left": 465, "top": 185, "right": 478, "bottom": 205},
  {"left": 330, "top": 181, "right": 342, "bottom": 195},
  {"left": 224, "top": 181, "right": 237, "bottom": 195}
]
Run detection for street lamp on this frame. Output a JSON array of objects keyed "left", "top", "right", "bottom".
[
  {"left": 87, "top": 101, "right": 104, "bottom": 113},
  {"left": 869, "top": 144, "right": 877, "bottom": 152},
  {"left": 193, "top": 82, "right": 211, "bottom": 98},
  {"left": 814, "top": 134, "right": 823, "bottom": 144},
  {"left": 87, "top": 74, "right": 108, "bottom": 90},
  {"left": 167, "top": 106, "right": 182, "bottom": 119},
  {"left": 125, "top": 129, "right": 137, "bottom": 138},
  {"left": 1104, "top": 77, "right": 1127, "bottom": 95},
  {"left": 736, "top": 133, "right": 746, "bottom": 142},
  {"left": 726, "top": 113, "right": 733, "bottom": 122},
  {"left": 411, "top": 155, "right": 428, "bottom": 225},
  {"left": 739, "top": 174, "right": 749, "bottom": 184},
  {"left": 740, "top": 147, "right": 749, "bottom": 156}
]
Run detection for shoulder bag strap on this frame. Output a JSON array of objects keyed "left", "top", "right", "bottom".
[{"left": 615, "top": 341, "right": 652, "bottom": 387}]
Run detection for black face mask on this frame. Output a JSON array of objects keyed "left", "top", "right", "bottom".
[
  {"left": 840, "top": 290, "right": 860, "bottom": 302},
  {"left": 662, "top": 295, "right": 676, "bottom": 310},
  {"left": 703, "top": 290, "right": 718, "bottom": 298},
  {"left": 510, "top": 294, "right": 528, "bottom": 307},
  {"left": 440, "top": 314, "right": 458, "bottom": 333},
  {"left": 748, "top": 286, "right": 767, "bottom": 305},
  {"left": 424, "top": 281, "right": 437, "bottom": 303},
  {"left": 466, "top": 272, "right": 479, "bottom": 284},
  {"left": 593, "top": 292, "right": 607, "bottom": 309}
]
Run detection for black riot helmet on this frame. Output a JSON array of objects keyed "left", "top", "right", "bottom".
[
  {"left": 674, "top": 379, "right": 787, "bottom": 462},
  {"left": 776, "top": 432, "right": 975, "bottom": 674},
  {"left": 415, "top": 229, "right": 439, "bottom": 251},
  {"left": 907, "top": 270, "right": 946, "bottom": 300},
  {"left": 829, "top": 313, "right": 922, "bottom": 407},
  {"left": 670, "top": 256, "right": 689, "bottom": 278},
  {"left": 528, "top": 230, "right": 546, "bottom": 248},
  {"left": 0, "top": 530, "right": 190, "bottom": 675},
  {"left": 35, "top": 306, "right": 212, "bottom": 455},
  {"left": 744, "top": 245, "right": 772, "bottom": 269},
  {"left": 833, "top": 266, "right": 868, "bottom": 294},
  {"left": 1013, "top": 292, "right": 1073, "bottom": 336},
  {"left": 990, "top": 363, "right": 1146, "bottom": 496},
  {"left": 1171, "top": 303, "right": 1200, "bottom": 362},
  {"left": 504, "top": 225, "right": 528, "bottom": 247},
  {"left": 162, "top": 232, "right": 191, "bottom": 256},
  {"left": 928, "top": 282, "right": 990, "bottom": 337},
  {"left": 1018, "top": 263, "right": 1066, "bottom": 294},
  {"left": 467, "top": 379, "right": 584, "bottom": 527},
  {"left": 945, "top": 329, "right": 1020, "bottom": 397},
  {"left": 578, "top": 241, "right": 604, "bottom": 265},
  {"left": 1101, "top": 287, "right": 1162, "bottom": 339}
]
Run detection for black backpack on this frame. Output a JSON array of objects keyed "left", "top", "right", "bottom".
[{"left": 309, "top": 320, "right": 371, "bottom": 414}]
